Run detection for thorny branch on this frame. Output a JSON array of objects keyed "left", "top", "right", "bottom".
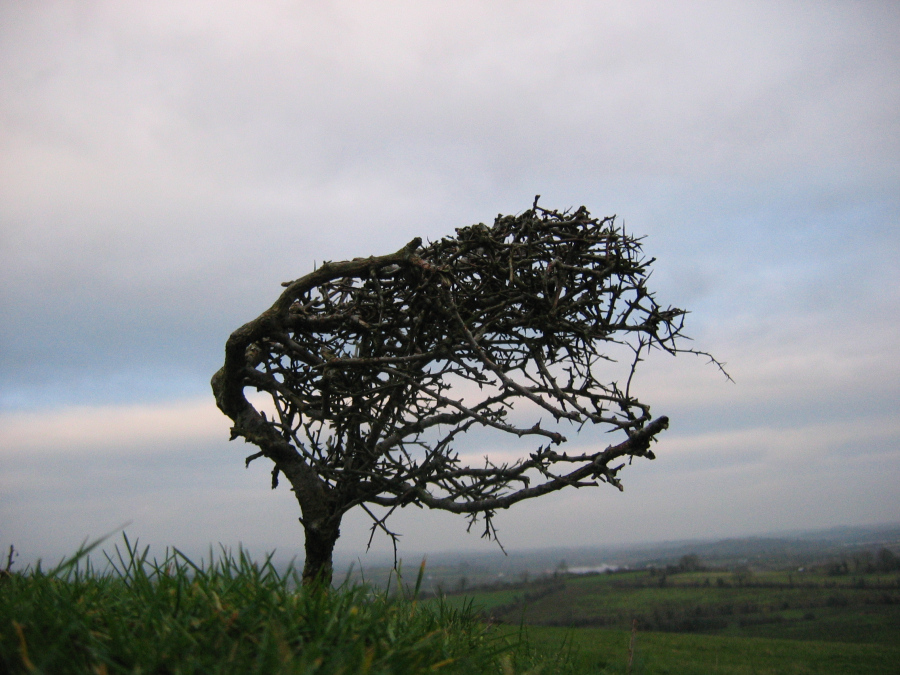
[{"left": 212, "top": 199, "right": 728, "bottom": 560}]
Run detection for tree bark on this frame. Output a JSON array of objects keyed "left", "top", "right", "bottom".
[{"left": 301, "top": 515, "right": 341, "bottom": 587}]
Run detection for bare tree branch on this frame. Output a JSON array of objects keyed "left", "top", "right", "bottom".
[{"left": 211, "top": 199, "right": 727, "bottom": 584}]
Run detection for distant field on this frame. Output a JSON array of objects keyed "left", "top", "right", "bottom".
[
  {"left": 441, "top": 569, "right": 900, "bottom": 645},
  {"left": 444, "top": 569, "right": 900, "bottom": 673},
  {"left": 507, "top": 625, "right": 900, "bottom": 675}
]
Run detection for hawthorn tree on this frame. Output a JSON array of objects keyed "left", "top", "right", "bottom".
[{"left": 212, "top": 199, "right": 725, "bottom": 585}]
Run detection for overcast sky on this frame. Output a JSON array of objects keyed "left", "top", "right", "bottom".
[{"left": 2, "top": 1, "right": 898, "bottom": 569}]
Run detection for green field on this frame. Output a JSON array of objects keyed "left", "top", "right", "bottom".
[
  {"left": 437, "top": 568, "right": 900, "bottom": 673},
  {"left": 515, "top": 625, "right": 900, "bottom": 674},
  {"left": 445, "top": 569, "right": 900, "bottom": 642}
]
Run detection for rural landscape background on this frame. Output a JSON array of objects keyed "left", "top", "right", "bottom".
[
  {"left": 5, "top": 522, "right": 897, "bottom": 672},
  {"left": 338, "top": 523, "right": 900, "bottom": 593}
]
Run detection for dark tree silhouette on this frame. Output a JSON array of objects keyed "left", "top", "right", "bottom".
[{"left": 212, "top": 199, "right": 726, "bottom": 584}]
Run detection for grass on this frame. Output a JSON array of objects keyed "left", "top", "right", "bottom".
[
  {"left": 0, "top": 536, "right": 577, "bottom": 674},
  {"left": 5, "top": 540, "right": 899, "bottom": 674}
]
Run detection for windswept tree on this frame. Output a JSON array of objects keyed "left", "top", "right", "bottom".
[{"left": 212, "top": 199, "right": 725, "bottom": 584}]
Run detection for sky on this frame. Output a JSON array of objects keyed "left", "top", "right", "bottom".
[{"left": 2, "top": 1, "right": 898, "bottom": 569}]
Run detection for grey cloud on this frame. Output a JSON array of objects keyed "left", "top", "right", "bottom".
[{"left": 1, "top": 1, "right": 898, "bottom": 558}]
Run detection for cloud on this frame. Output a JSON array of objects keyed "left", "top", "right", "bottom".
[
  {"left": 1, "top": 1, "right": 898, "bottom": 560},
  {"left": 3, "top": 373, "right": 896, "bottom": 563},
  {"left": 0, "top": 398, "right": 229, "bottom": 455}
]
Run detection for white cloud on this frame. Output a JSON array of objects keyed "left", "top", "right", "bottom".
[{"left": 0, "top": 398, "right": 228, "bottom": 455}]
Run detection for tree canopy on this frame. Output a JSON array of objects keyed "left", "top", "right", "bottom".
[{"left": 212, "top": 199, "right": 725, "bottom": 584}]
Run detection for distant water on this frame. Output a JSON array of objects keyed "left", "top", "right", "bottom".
[{"left": 562, "top": 564, "right": 620, "bottom": 574}]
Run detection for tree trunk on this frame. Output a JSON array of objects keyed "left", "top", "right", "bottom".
[{"left": 301, "top": 516, "right": 341, "bottom": 587}]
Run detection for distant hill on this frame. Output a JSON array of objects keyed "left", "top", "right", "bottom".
[{"left": 333, "top": 522, "right": 900, "bottom": 590}]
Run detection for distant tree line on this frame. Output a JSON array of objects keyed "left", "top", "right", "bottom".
[
  {"left": 646, "top": 553, "right": 708, "bottom": 578},
  {"left": 822, "top": 548, "right": 900, "bottom": 576}
]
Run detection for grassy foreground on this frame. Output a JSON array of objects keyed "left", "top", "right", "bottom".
[
  {"left": 5, "top": 540, "right": 898, "bottom": 674},
  {"left": 0, "top": 537, "right": 570, "bottom": 674}
]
